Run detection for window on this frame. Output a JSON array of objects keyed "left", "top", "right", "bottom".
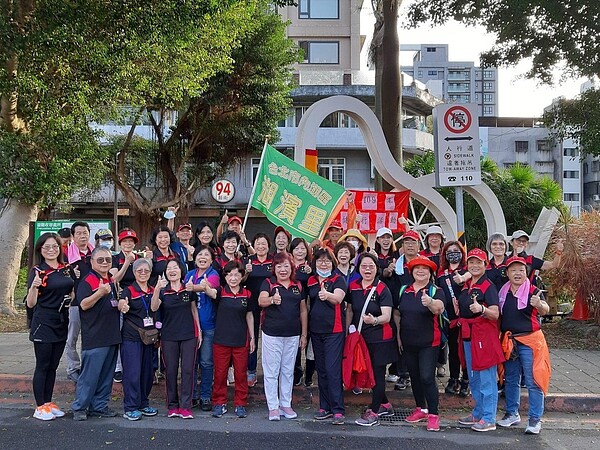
[
  {"left": 563, "top": 171, "right": 579, "bottom": 179},
  {"left": 483, "top": 82, "right": 494, "bottom": 90},
  {"left": 564, "top": 147, "right": 579, "bottom": 158},
  {"left": 299, "top": 0, "right": 339, "bottom": 19},
  {"left": 483, "top": 70, "right": 494, "bottom": 79},
  {"left": 483, "top": 106, "right": 494, "bottom": 115},
  {"left": 537, "top": 140, "right": 552, "bottom": 151},
  {"left": 426, "top": 47, "right": 437, "bottom": 52},
  {"left": 340, "top": 113, "right": 357, "bottom": 128},
  {"left": 318, "top": 158, "right": 345, "bottom": 186},
  {"left": 427, "top": 70, "right": 437, "bottom": 76},
  {"left": 564, "top": 193, "right": 580, "bottom": 202},
  {"left": 593, "top": 161, "right": 600, "bottom": 172},
  {"left": 299, "top": 41, "right": 339, "bottom": 64},
  {"left": 417, "top": 70, "right": 423, "bottom": 77},
  {"left": 251, "top": 158, "right": 261, "bottom": 183},
  {"left": 483, "top": 93, "right": 493, "bottom": 102},
  {"left": 515, "top": 141, "right": 529, "bottom": 152},
  {"left": 277, "top": 109, "right": 295, "bottom": 128},
  {"left": 320, "top": 112, "right": 339, "bottom": 128}
]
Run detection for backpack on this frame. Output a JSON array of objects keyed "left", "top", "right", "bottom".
[{"left": 399, "top": 284, "right": 450, "bottom": 344}]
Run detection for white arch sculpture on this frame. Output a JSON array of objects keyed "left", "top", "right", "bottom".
[{"left": 294, "top": 95, "right": 507, "bottom": 239}]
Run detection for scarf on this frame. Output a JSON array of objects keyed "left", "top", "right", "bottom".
[
  {"left": 67, "top": 241, "right": 95, "bottom": 264},
  {"left": 498, "top": 279, "right": 531, "bottom": 311}
]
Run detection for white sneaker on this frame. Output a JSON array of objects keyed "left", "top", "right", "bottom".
[
  {"left": 498, "top": 412, "right": 521, "bottom": 428},
  {"left": 33, "top": 405, "right": 55, "bottom": 421},
  {"left": 525, "top": 418, "right": 542, "bottom": 434},
  {"left": 385, "top": 374, "right": 399, "bottom": 383},
  {"left": 47, "top": 402, "right": 65, "bottom": 418}
]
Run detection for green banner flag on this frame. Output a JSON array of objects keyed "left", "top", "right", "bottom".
[{"left": 250, "top": 144, "right": 346, "bottom": 242}]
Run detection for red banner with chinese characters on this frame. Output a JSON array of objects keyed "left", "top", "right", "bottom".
[{"left": 335, "top": 190, "right": 411, "bottom": 234}]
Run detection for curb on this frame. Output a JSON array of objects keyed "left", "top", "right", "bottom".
[{"left": 2, "top": 374, "right": 599, "bottom": 413}]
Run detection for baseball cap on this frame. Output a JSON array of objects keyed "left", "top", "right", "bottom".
[
  {"left": 95, "top": 228, "right": 113, "bottom": 241},
  {"left": 177, "top": 223, "right": 192, "bottom": 232},
  {"left": 118, "top": 229, "right": 139, "bottom": 244},
  {"left": 511, "top": 230, "right": 530, "bottom": 241},
  {"left": 401, "top": 229, "right": 420, "bottom": 242},
  {"left": 467, "top": 248, "right": 488, "bottom": 263},
  {"left": 328, "top": 220, "right": 343, "bottom": 230},
  {"left": 376, "top": 227, "right": 393, "bottom": 238},
  {"left": 228, "top": 215, "right": 242, "bottom": 225},
  {"left": 407, "top": 255, "right": 437, "bottom": 273},
  {"left": 274, "top": 226, "right": 291, "bottom": 240},
  {"left": 506, "top": 255, "right": 527, "bottom": 268}
]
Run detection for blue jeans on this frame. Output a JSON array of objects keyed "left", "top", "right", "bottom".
[
  {"left": 72, "top": 345, "right": 118, "bottom": 413},
  {"left": 193, "top": 328, "right": 214, "bottom": 401},
  {"left": 504, "top": 342, "right": 545, "bottom": 420},
  {"left": 463, "top": 341, "right": 498, "bottom": 423}
]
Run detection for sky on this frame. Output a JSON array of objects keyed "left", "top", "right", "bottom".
[{"left": 370, "top": 3, "right": 588, "bottom": 118}]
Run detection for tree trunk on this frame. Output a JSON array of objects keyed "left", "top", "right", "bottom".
[{"left": 0, "top": 200, "right": 38, "bottom": 315}]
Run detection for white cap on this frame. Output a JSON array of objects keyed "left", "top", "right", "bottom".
[
  {"left": 376, "top": 227, "right": 393, "bottom": 238},
  {"left": 425, "top": 225, "right": 444, "bottom": 238},
  {"left": 511, "top": 230, "right": 530, "bottom": 241}
]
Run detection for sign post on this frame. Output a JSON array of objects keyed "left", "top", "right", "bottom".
[{"left": 433, "top": 103, "right": 481, "bottom": 242}]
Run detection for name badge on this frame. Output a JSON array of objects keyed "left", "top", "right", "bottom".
[
  {"left": 143, "top": 316, "right": 154, "bottom": 327},
  {"left": 110, "top": 299, "right": 118, "bottom": 308}
]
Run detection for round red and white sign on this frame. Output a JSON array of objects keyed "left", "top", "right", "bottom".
[
  {"left": 443, "top": 106, "right": 472, "bottom": 134},
  {"left": 211, "top": 179, "right": 235, "bottom": 203}
]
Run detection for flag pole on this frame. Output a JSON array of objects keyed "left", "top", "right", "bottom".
[{"left": 241, "top": 135, "right": 270, "bottom": 233}]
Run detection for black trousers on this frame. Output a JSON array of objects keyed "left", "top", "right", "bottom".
[
  {"left": 404, "top": 345, "right": 440, "bottom": 415},
  {"left": 33, "top": 341, "right": 66, "bottom": 406},
  {"left": 161, "top": 338, "right": 198, "bottom": 411},
  {"left": 311, "top": 332, "right": 345, "bottom": 415}
]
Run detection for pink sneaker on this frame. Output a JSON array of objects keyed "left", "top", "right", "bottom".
[
  {"left": 405, "top": 407, "right": 428, "bottom": 423},
  {"left": 167, "top": 408, "right": 181, "bottom": 418},
  {"left": 427, "top": 414, "right": 440, "bottom": 431},
  {"left": 279, "top": 406, "right": 298, "bottom": 419},
  {"left": 179, "top": 409, "right": 194, "bottom": 419}
]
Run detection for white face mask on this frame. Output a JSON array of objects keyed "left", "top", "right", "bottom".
[
  {"left": 316, "top": 269, "right": 331, "bottom": 278},
  {"left": 349, "top": 241, "right": 359, "bottom": 250},
  {"left": 99, "top": 239, "right": 113, "bottom": 250}
]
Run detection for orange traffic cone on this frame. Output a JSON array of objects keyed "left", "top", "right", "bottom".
[{"left": 571, "top": 288, "right": 589, "bottom": 321}]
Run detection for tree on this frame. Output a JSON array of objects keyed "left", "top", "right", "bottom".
[
  {"left": 109, "top": 3, "right": 300, "bottom": 240},
  {"left": 0, "top": 0, "right": 279, "bottom": 314},
  {"left": 405, "top": 1, "right": 600, "bottom": 155},
  {"left": 370, "top": 0, "right": 403, "bottom": 191},
  {"left": 404, "top": 153, "right": 564, "bottom": 249}
]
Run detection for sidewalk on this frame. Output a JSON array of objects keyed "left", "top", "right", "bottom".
[{"left": 1, "top": 332, "right": 599, "bottom": 412}]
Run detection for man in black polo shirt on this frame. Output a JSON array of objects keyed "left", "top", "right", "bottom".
[{"left": 71, "top": 247, "right": 121, "bottom": 421}]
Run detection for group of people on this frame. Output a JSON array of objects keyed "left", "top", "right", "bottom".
[{"left": 26, "top": 211, "right": 560, "bottom": 435}]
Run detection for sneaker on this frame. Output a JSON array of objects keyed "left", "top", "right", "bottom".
[
  {"left": 525, "top": 418, "right": 541, "bottom": 435},
  {"left": 234, "top": 406, "right": 247, "bottom": 418},
  {"left": 180, "top": 409, "right": 194, "bottom": 419},
  {"left": 304, "top": 379, "right": 313, "bottom": 387},
  {"left": 352, "top": 387, "right": 363, "bottom": 395},
  {"left": 279, "top": 406, "right": 297, "bottom": 419},
  {"left": 140, "top": 406, "right": 158, "bottom": 416},
  {"left": 200, "top": 398, "right": 212, "bottom": 412},
  {"left": 394, "top": 377, "right": 410, "bottom": 391},
  {"left": 88, "top": 408, "right": 117, "bottom": 418},
  {"left": 497, "top": 412, "right": 521, "bottom": 428},
  {"left": 314, "top": 409, "right": 333, "bottom": 420},
  {"left": 113, "top": 371, "right": 123, "bottom": 383},
  {"left": 355, "top": 409, "right": 379, "bottom": 427},
  {"left": 33, "top": 404, "right": 55, "bottom": 421},
  {"left": 247, "top": 373, "right": 257, "bottom": 387},
  {"left": 385, "top": 374, "right": 399, "bottom": 383},
  {"left": 67, "top": 370, "right": 80, "bottom": 383},
  {"left": 332, "top": 413, "right": 345, "bottom": 425},
  {"left": 445, "top": 378, "right": 459, "bottom": 394},
  {"left": 268, "top": 409, "right": 280, "bottom": 421},
  {"left": 192, "top": 399, "right": 200, "bottom": 409},
  {"left": 377, "top": 402, "right": 394, "bottom": 417},
  {"left": 227, "top": 367, "right": 235, "bottom": 386},
  {"left": 167, "top": 408, "right": 181, "bottom": 418},
  {"left": 46, "top": 402, "right": 65, "bottom": 418},
  {"left": 427, "top": 414, "right": 440, "bottom": 432},
  {"left": 123, "top": 410, "right": 142, "bottom": 421},
  {"left": 436, "top": 365, "right": 446, "bottom": 377},
  {"left": 459, "top": 380, "right": 470, "bottom": 397},
  {"left": 458, "top": 413, "right": 479, "bottom": 425},
  {"left": 72, "top": 410, "right": 87, "bottom": 421},
  {"left": 472, "top": 420, "right": 496, "bottom": 432},
  {"left": 212, "top": 404, "right": 227, "bottom": 418},
  {"left": 406, "top": 407, "right": 428, "bottom": 423}
]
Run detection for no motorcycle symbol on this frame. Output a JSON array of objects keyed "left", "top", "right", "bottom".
[{"left": 444, "top": 106, "right": 472, "bottom": 134}]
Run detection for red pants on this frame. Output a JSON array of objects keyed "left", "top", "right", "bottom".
[{"left": 212, "top": 343, "right": 249, "bottom": 406}]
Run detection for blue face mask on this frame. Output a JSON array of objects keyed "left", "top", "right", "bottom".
[
  {"left": 99, "top": 239, "right": 114, "bottom": 250},
  {"left": 316, "top": 269, "right": 331, "bottom": 278}
]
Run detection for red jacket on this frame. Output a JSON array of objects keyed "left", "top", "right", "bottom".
[
  {"left": 342, "top": 331, "right": 375, "bottom": 390},
  {"left": 459, "top": 316, "right": 505, "bottom": 371}
]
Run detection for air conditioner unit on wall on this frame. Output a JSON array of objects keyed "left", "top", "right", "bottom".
[{"left": 593, "top": 194, "right": 600, "bottom": 201}]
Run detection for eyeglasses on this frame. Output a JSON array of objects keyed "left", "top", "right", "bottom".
[
  {"left": 360, "top": 264, "right": 377, "bottom": 270},
  {"left": 135, "top": 269, "right": 151, "bottom": 274},
  {"left": 41, "top": 245, "right": 60, "bottom": 251},
  {"left": 316, "top": 259, "right": 332, "bottom": 265},
  {"left": 94, "top": 257, "right": 112, "bottom": 264}
]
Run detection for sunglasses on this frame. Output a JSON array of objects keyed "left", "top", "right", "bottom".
[{"left": 94, "top": 257, "right": 112, "bottom": 264}]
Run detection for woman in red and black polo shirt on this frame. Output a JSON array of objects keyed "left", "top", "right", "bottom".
[
  {"left": 258, "top": 252, "right": 308, "bottom": 421},
  {"left": 486, "top": 232, "right": 509, "bottom": 291},
  {"left": 397, "top": 255, "right": 446, "bottom": 432},
  {"left": 307, "top": 247, "right": 347, "bottom": 425},
  {"left": 150, "top": 226, "right": 180, "bottom": 287},
  {"left": 26, "top": 232, "right": 74, "bottom": 421},
  {"left": 347, "top": 253, "right": 397, "bottom": 427}
]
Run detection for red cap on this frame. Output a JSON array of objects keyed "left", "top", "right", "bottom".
[
  {"left": 274, "top": 226, "right": 291, "bottom": 240},
  {"left": 407, "top": 255, "right": 437, "bottom": 273},
  {"left": 228, "top": 215, "right": 242, "bottom": 225},
  {"left": 118, "top": 229, "right": 139, "bottom": 244},
  {"left": 506, "top": 255, "right": 527, "bottom": 268},
  {"left": 467, "top": 248, "right": 488, "bottom": 263},
  {"left": 177, "top": 223, "right": 192, "bottom": 232},
  {"left": 328, "top": 220, "right": 343, "bottom": 230},
  {"left": 401, "top": 229, "right": 420, "bottom": 242}
]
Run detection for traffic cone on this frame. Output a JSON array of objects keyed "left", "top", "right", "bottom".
[{"left": 571, "top": 288, "right": 589, "bottom": 321}]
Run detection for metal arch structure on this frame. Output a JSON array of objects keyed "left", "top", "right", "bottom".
[{"left": 294, "top": 95, "right": 507, "bottom": 239}]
